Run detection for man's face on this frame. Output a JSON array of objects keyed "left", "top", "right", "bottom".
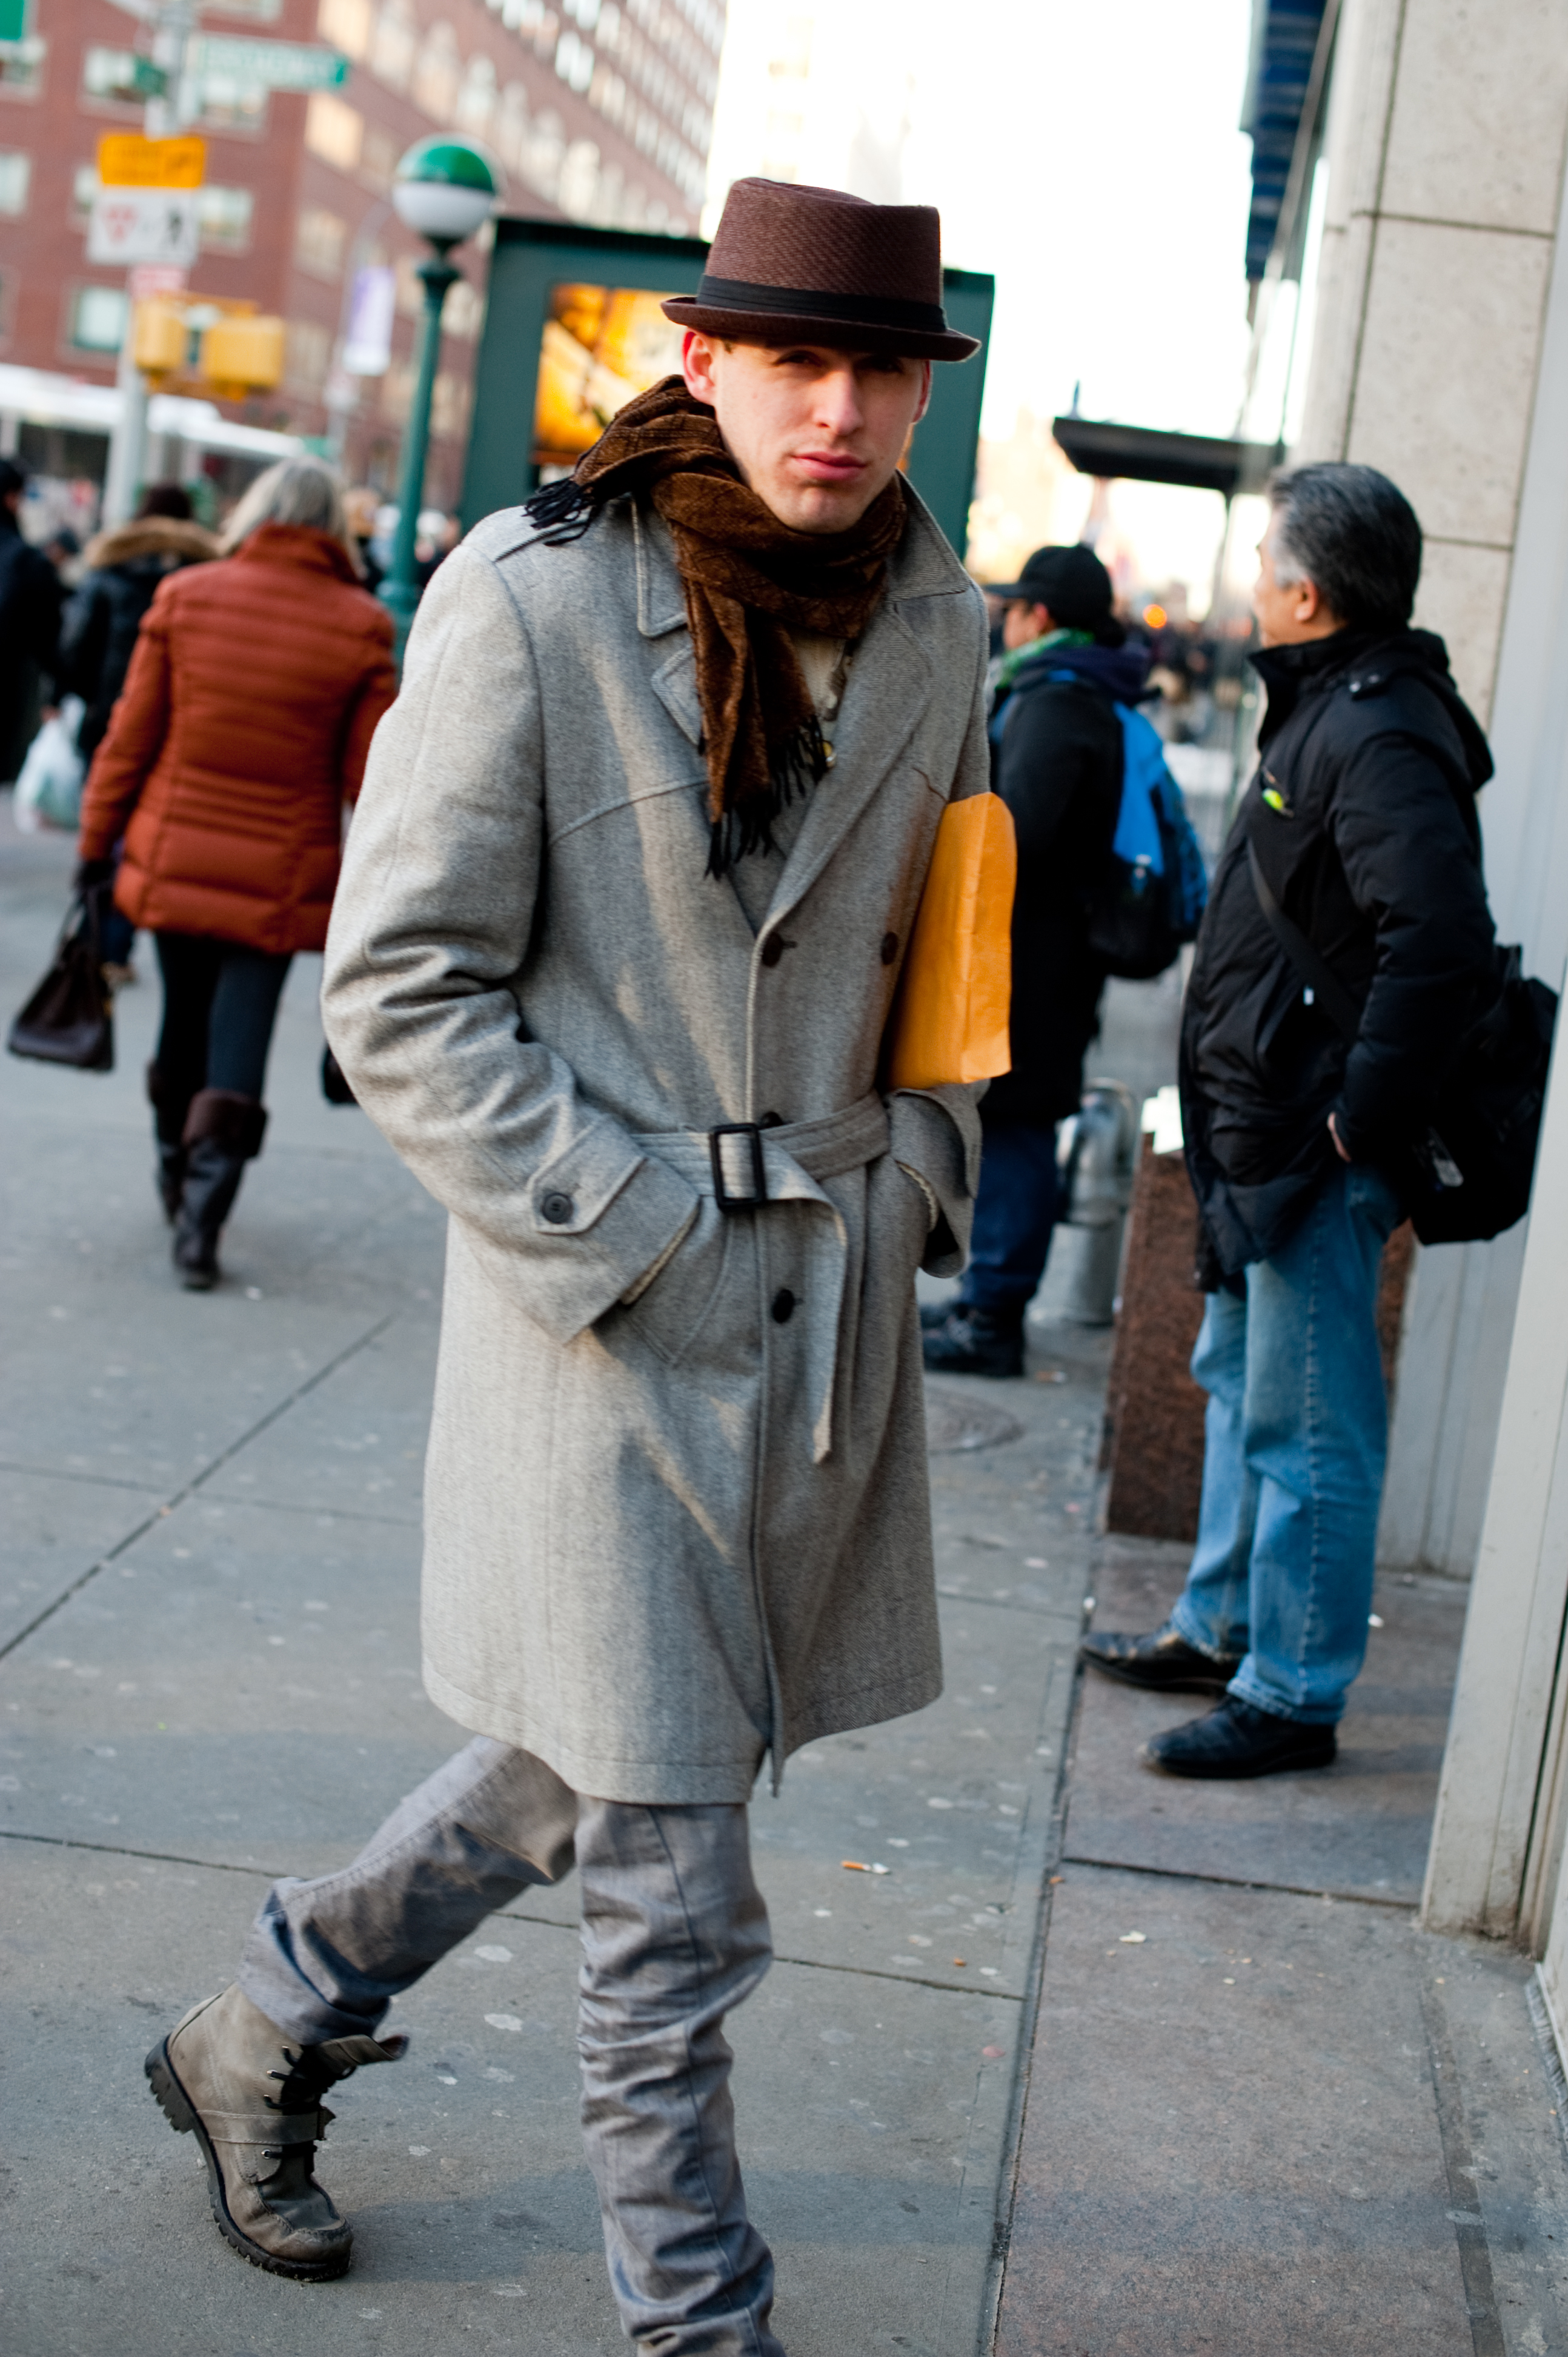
[
  {"left": 1253, "top": 517, "right": 1341, "bottom": 645},
  {"left": 682, "top": 333, "right": 932, "bottom": 534},
  {"left": 1003, "top": 599, "right": 1054, "bottom": 652}
]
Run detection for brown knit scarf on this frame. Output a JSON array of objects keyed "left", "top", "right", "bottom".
[{"left": 525, "top": 376, "right": 906, "bottom": 876}]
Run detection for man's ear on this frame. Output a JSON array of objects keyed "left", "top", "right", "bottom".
[
  {"left": 682, "top": 330, "right": 720, "bottom": 407},
  {"left": 911, "top": 359, "right": 933, "bottom": 425}
]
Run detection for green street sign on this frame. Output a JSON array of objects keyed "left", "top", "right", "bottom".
[
  {"left": 0, "top": 0, "right": 31, "bottom": 49},
  {"left": 189, "top": 35, "right": 349, "bottom": 92}
]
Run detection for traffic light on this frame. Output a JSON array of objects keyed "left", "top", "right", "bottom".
[
  {"left": 198, "top": 313, "right": 285, "bottom": 400},
  {"left": 131, "top": 298, "right": 188, "bottom": 381}
]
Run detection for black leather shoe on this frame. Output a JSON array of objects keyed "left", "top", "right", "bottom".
[
  {"left": 1140, "top": 1696, "right": 1337, "bottom": 1779},
  {"left": 922, "top": 1307, "right": 1023, "bottom": 1379},
  {"left": 1080, "top": 1623, "right": 1241, "bottom": 1694}
]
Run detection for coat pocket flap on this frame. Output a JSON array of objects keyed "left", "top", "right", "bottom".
[{"left": 530, "top": 1115, "right": 646, "bottom": 1235}]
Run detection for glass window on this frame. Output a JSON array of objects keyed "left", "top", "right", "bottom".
[
  {"left": 71, "top": 162, "right": 99, "bottom": 216},
  {"left": 304, "top": 90, "right": 362, "bottom": 170},
  {"left": 0, "top": 36, "right": 46, "bottom": 96},
  {"left": 70, "top": 285, "right": 130, "bottom": 351},
  {"left": 370, "top": 0, "right": 416, "bottom": 90},
  {"left": 0, "top": 150, "right": 30, "bottom": 214},
  {"left": 198, "top": 185, "right": 254, "bottom": 247},
  {"left": 296, "top": 203, "right": 348, "bottom": 278},
  {"left": 317, "top": 0, "right": 372, "bottom": 58}
]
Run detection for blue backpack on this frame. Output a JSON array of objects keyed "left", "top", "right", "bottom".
[{"left": 1082, "top": 694, "right": 1208, "bottom": 981}]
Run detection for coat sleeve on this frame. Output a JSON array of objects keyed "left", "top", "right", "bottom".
[
  {"left": 338, "top": 613, "right": 398, "bottom": 802},
  {"left": 322, "top": 542, "right": 699, "bottom": 1345},
  {"left": 76, "top": 588, "right": 171, "bottom": 861},
  {"left": 1329, "top": 726, "right": 1498, "bottom": 1154},
  {"left": 885, "top": 590, "right": 990, "bottom": 1275}
]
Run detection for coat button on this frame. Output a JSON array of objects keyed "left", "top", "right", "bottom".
[
  {"left": 760, "top": 936, "right": 785, "bottom": 968},
  {"left": 759, "top": 1111, "right": 783, "bottom": 1128},
  {"left": 880, "top": 931, "right": 899, "bottom": 965},
  {"left": 771, "top": 1288, "right": 796, "bottom": 1324},
  {"left": 540, "top": 1190, "right": 574, "bottom": 1225}
]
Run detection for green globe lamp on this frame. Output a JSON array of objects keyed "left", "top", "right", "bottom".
[{"left": 379, "top": 136, "right": 502, "bottom": 660}]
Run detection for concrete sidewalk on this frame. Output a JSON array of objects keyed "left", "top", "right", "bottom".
[
  {"left": 6, "top": 799, "right": 1568, "bottom": 2357},
  {"left": 0, "top": 807, "right": 1103, "bottom": 2357}
]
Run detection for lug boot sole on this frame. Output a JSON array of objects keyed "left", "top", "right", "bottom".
[{"left": 145, "top": 2035, "right": 352, "bottom": 2281}]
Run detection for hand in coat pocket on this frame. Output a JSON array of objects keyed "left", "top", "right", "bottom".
[{"left": 616, "top": 1194, "right": 735, "bottom": 1366}]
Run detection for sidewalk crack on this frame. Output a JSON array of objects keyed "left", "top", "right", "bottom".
[{"left": 0, "top": 1312, "right": 397, "bottom": 1663}]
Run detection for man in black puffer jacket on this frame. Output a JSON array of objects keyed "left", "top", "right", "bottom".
[
  {"left": 924, "top": 544, "right": 1147, "bottom": 1377},
  {"left": 1083, "top": 464, "right": 1498, "bottom": 1777}
]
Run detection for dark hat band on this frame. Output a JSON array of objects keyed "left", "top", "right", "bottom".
[{"left": 691, "top": 274, "right": 950, "bottom": 334}]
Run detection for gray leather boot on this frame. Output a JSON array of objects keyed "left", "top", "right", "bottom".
[{"left": 145, "top": 1984, "right": 405, "bottom": 2279}]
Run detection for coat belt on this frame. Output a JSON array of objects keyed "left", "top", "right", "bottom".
[{"left": 636, "top": 1092, "right": 892, "bottom": 1463}]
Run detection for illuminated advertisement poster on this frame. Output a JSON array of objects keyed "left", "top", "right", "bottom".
[{"left": 533, "top": 283, "right": 685, "bottom": 472}]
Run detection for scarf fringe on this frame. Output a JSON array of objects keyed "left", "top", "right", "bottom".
[
  {"left": 522, "top": 475, "right": 598, "bottom": 544},
  {"left": 705, "top": 714, "right": 828, "bottom": 879}
]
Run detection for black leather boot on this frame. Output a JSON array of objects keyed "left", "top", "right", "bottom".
[
  {"left": 1140, "top": 1696, "right": 1337, "bottom": 1779},
  {"left": 174, "top": 1089, "right": 267, "bottom": 1291},
  {"left": 921, "top": 1305, "right": 1025, "bottom": 1379},
  {"left": 1081, "top": 1621, "right": 1243, "bottom": 1694},
  {"left": 147, "top": 1062, "right": 193, "bottom": 1225}
]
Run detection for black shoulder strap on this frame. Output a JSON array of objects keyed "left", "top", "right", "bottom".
[{"left": 1246, "top": 837, "right": 1361, "bottom": 1042}]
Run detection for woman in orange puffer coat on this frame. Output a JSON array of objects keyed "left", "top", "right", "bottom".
[{"left": 76, "top": 457, "right": 397, "bottom": 1289}]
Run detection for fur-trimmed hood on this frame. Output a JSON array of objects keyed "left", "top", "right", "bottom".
[{"left": 82, "top": 515, "right": 219, "bottom": 571}]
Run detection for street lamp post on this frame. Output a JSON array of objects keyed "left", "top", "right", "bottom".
[{"left": 378, "top": 136, "right": 500, "bottom": 664}]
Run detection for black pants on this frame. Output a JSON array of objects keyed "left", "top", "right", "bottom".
[{"left": 154, "top": 933, "right": 291, "bottom": 1106}]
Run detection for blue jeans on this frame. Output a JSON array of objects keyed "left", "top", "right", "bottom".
[
  {"left": 240, "top": 1738, "right": 783, "bottom": 2357},
  {"left": 1171, "top": 1163, "right": 1402, "bottom": 1725},
  {"left": 958, "top": 1118, "right": 1060, "bottom": 1318}
]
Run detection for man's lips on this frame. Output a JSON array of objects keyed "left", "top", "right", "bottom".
[{"left": 792, "top": 451, "right": 866, "bottom": 481}]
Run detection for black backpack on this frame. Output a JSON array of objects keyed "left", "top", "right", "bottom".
[{"left": 1247, "top": 839, "right": 1556, "bottom": 1245}]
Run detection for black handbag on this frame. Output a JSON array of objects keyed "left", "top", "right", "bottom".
[
  {"left": 321, "top": 1043, "right": 357, "bottom": 1105},
  {"left": 1248, "top": 840, "right": 1556, "bottom": 1246},
  {"left": 7, "top": 885, "right": 115, "bottom": 1073}
]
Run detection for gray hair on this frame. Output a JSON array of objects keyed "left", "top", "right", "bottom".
[
  {"left": 219, "top": 456, "right": 358, "bottom": 566},
  {"left": 1267, "top": 462, "right": 1422, "bottom": 632}
]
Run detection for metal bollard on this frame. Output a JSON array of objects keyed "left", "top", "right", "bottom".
[{"left": 1054, "top": 1079, "right": 1139, "bottom": 1325}]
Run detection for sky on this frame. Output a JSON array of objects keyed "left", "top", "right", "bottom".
[{"left": 703, "top": 0, "right": 1260, "bottom": 595}]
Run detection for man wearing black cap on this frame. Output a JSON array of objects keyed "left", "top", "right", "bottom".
[{"left": 925, "top": 543, "right": 1149, "bottom": 1377}]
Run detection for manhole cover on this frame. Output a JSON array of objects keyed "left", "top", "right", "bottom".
[{"left": 924, "top": 1383, "right": 1024, "bottom": 1454}]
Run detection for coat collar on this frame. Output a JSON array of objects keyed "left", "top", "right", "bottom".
[{"left": 233, "top": 523, "right": 365, "bottom": 585}]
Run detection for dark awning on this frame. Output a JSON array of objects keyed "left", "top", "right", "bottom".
[
  {"left": 1051, "top": 417, "right": 1283, "bottom": 498},
  {"left": 1241, "top": 0, "right": 1330, "bottom": 280}
]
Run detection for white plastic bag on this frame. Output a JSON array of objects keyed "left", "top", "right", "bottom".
[{"left": 14, "top": 697, "right": 87, "bottom": 833}]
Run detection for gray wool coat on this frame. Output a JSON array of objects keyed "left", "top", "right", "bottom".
[{"left": 322, "top": 485, "right": 991, "bottom": 1804}]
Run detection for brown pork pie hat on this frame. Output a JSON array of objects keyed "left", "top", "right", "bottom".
[{"left": 662, "top": 177, "right": 980, "bottom": 362}]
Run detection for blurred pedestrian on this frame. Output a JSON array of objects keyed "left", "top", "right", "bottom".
[
  {"left": 56, "top": 486, "right": 219, "bottom": 981},
  {"left": 142, "top": 176, "right": 989, "bottom": 2337},
  {"left": 58, "top": 485, "right": 218, "bottom": 762},
  {"left": 75, "top": 457, "right": 396, "bottom": 1288},
  {"left": 1083, "top": 464, "right": 1499, "bottom": 1776},
  {"left": 343, "top": 485, "right": 383, "bottom": 592},
  {"left": 924, "top": 544, "right": 1148, "bottom": 1376},
  {"left": 0, "top": 457, "right": 65, "bottom": 783}
]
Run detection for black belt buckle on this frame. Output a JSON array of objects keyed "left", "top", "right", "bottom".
[{"left": 709, "top": 1122, "right": 767, "bottom": 1211}]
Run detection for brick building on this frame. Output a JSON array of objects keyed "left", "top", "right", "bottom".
[{"left": 0, "top": 0, "right": 722, "bottom": 510}]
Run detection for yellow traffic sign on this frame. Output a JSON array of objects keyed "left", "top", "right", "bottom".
[{"left": 97, "top": 133, "right": 206, "bottom": 190}]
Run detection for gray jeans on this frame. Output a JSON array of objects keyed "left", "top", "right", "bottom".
[{"left": 239, "top": 1737, "right": 783, "bottom": 2357}]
